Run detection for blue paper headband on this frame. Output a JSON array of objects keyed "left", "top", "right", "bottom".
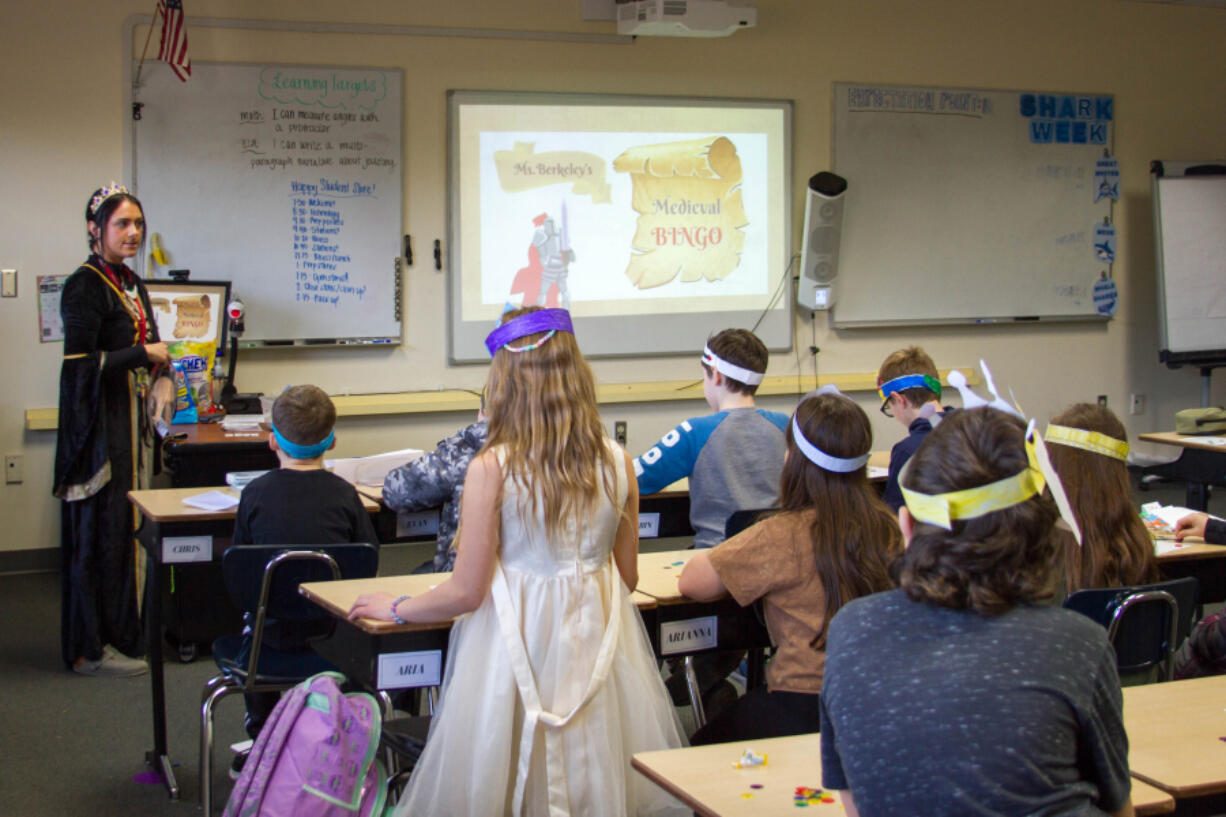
[
  {"left": 485, "top": 308, "right": 574, "bottom": 357},
  {"left": 877, "top": 373, "right": 942, "bottom": 404},
  {"left": 272, "top": 424, "right": 334, "bottom": 459}
]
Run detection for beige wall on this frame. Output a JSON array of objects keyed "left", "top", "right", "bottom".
[{"left": 3, "top": 0, "right": 1225, "bottom": 555}]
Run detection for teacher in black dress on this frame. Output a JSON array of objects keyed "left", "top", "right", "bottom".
[{"left": 53, "top": 184, "right": 174, "bottom": 676}]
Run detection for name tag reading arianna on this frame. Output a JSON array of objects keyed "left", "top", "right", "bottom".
[
  {"left": 377, "top": 650, "right": 443, "bottom": 689},
  {"left": 659, "top": 616, "right": 718, "bottom": 655}
]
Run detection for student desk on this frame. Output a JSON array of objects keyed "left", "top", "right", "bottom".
[
  {"left": 1154, "top": 537, "right": 1226, "bottom": 605},
  {"left": 631, "top": 734, "right": 1174, "bottom": 817},
  {"left": 126, "top": 485, "right": 380, "bottom": 799},
  {"left": 1123, "top": 675, "right": 1226, "bottom": 812},
  {"left": 1137, "top": 431, "right": 1226, "bottom": 511}
]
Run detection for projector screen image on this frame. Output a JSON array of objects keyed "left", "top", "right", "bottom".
[{"left": 447, "top": 91, "right": 792, "bottom": 362}]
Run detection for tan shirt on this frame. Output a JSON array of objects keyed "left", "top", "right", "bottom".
[{"left": 707, "top": 510, "right": 826, "bottom": 693}]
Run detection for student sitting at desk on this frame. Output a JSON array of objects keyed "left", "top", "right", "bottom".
[
  {"left": 382, "top": 399, "right": 487, "bottom": 572},
  {"left": 1045, "top": 402, "right": 1158, "bottom": 594},
  {"left": 876, "top": 345, "right": 953, "bottom": 512},
  {"left": 678, "top": 386, "right": 900, "bottom": 745},
  {"left": 820, "top": 407, "right": 1133, "bottom": 817},
  {"left": 230, "top": 384, "right": 378, "bottom": 773}
]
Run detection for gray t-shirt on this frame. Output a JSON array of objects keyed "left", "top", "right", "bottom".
[{"left": 820, "top": 589, "right": 1130, "bottom": 817}]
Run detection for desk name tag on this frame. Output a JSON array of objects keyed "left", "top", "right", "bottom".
[
  {"left": 162, "top": 535, "right": 212, "bottom": 564},
  {"left": 378, "top": 649, "right": 443, "bottom": 689},
  {"left": 396, "top": 510, "right": 441, "bottom": 539},
  {"left": 660, "top": 615, "right": 718, "bottom": 655},
  {"left": 639, "top": 513, "right": 661, "bottom": 538}
]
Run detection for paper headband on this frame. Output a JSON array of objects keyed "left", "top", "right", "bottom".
[
  {"left": 89, "top": 182, "right": 130, "bottom": 217},
  {"left": 272, "top": 425, "right": 335, "bottom": 460},
  {"left": 903, "top": 360, "right": 1082, "bottom": 544},
  {"left": 701, "top": 346, "right": 765, "bottom": 386},
  {"left": 485, "top": 308, "right": 574, "bottom": 357},
  {"left": 788, "top": 384, "right": 872, "bottom": 473},
  {"left": 900, "top": 421, "right": 1047, "bottom": 530},
  {"left": 877, "top": 373, "right": 942, "bottom": 405},
  {"left": 1044, "top": 424, "right": 1129, "bottom": 461}
]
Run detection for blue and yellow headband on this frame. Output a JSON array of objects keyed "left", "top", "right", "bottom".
[
  {"left": 485, "top": 308, "right": 574, "bottom": 357},
  {"left": 877, "top": 373, "right": 942, "bottom": 406},
  {"left": 272, "top": 424, "right": 334, "bottom": 459}
]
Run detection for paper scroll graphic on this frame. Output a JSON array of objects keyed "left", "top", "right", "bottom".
[
  {"left": 613, "top": 136, "right": 747, "bottom": 289},
  {"left": 172, "top": 294, "right": 211, "bottom": 338},
  {"left": 494, "top": 142, "right": 611, "bottom": 204}
]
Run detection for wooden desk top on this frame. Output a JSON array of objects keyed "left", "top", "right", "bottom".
[
  {"left": 166, "top": 420, "right": 269, "bottom": 446},
  {"left": 632, "top": 733, "right": 838, "bottom": 816},
  {"left": 1154, "top": 537, "right": 1225, "bottom": 562},
  {"left": 1123, "top": 675, "right": 1226, "bottom": 797},
  {"left": 636, "top": 549, "right": 694, "bottom": 601},
  {"left": 300, "top": 571, "right": 658, "bottom": 634},
  {"left": 127, "top": 485, "right": 379, "bottom": 522},
  {"left": 632, "top": 732, "right": 1172, "bottom": 817},
  {"left": 1138, "top": 431, "right": 1226, "bottom": 454}
]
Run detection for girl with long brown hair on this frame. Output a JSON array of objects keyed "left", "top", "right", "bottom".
[
  {"left": 678, "top": 387, "right": 901, "bottom": 744},
  {"left": 350, "top": 307, "right": 686, "bottom": 817},
  {"left": 1046, "top": 402, "right": 1159, "bottom": 593}
]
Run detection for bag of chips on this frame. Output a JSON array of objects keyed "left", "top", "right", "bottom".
[
  {"left": 168, "top": 340, "right": 218, "bottom": 416},
  {"left": 170, "top": 358, "right": 197, "bottom": 424}
]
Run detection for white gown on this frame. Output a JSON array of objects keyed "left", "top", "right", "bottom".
[{"left": 394, "top": 441, "right": 688, "bottom": 817}]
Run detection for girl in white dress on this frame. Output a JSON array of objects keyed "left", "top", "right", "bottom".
[{"left": 349, "top": 307, "right": 687, "bottom": 817}]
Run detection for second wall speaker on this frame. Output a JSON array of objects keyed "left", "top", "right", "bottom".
[{"left": 797, "top": 171, "right": 848, "bottom": 311}]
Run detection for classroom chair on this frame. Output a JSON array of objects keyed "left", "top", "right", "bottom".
[
  {"left": 1063, "top": 576, "right": 1199, "bottom": 682},
  {"left": 199, "top": 543, "right": 379, "bottom": 814}
]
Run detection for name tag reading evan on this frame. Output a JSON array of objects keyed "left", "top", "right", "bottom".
[
  {"left": 162, "top": 535, "right": 212, "bottom": 563},
  {"left": 396, "top": 510, "right": 441, "bottom": 539},
  {"left": 378, "top": 650, "right": 443, "bottom": 689},
  {"left": 639, "top": 513, "right": 661, "bottom": 538},
  {"left": 660, "top": 615, "right": 718, "bottom": 655}
]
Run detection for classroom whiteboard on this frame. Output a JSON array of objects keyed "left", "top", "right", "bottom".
[
  {"left": 832, "top": 83, "right": 1114, "bottom": 327},
  {"left": 132, "top": 61, "right": 403, "bottom": 346},
  {"left": 1151, "top": 162, "right": 1226, "bottom": 368}
]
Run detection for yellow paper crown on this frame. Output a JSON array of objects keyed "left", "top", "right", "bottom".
[
  {"left": 899, "top": 428, "right": 1047, "bottom": 530},
  {"left": 1043, "top": 424, "right": 1129, "bottom": 462}
]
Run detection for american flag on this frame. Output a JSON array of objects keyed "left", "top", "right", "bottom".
[{"left": 157, "top": 0, "right": 191, "bottom": 82}]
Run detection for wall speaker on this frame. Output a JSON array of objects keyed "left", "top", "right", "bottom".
[{"left": 797, "top": 171, "right": 848, "bottom": 311}]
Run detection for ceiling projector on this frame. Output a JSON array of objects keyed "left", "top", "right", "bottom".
[{"left": 617, "top": 0, "right": 758, "bottom": 37}]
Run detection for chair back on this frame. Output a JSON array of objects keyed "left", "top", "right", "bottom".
[
  {"left": 724, "top": 507, "right": 778, "bottom": 539},
  {"left": 222, "top": 543, "right": 378, "bottom": 685},
  {"left": 1063, "top": 576, "right": 1199, "bottom": 681}
]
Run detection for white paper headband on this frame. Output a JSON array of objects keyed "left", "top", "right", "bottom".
[{"left": 701, "top": 346, "right": 764, "bottom": 386}]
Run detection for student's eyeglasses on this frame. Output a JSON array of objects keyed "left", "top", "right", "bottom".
[{"left": 879, "top": 394, "right": 894, "bottom": 418}]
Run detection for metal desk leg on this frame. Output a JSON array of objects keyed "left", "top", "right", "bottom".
[
  {"left": 143, "top": 529, "right": 180, "bottom": 799},
  {"left": 683, "top": 655, "right": 706, "bottom": 727}
]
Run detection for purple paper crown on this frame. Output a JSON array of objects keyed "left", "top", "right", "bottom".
[{"left": 485, "top": 308, "right": 574, "bottom": 356}]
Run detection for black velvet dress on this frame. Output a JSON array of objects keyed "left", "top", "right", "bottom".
[{"left": 53, "top": 255, "right": 163, "bottom": 668}]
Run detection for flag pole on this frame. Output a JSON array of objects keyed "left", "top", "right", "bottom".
[{"left": 133, "top": 0, "right": 163, "bottom": 90}]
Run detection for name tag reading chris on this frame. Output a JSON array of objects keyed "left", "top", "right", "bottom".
[
  {"left": 377, "top": 650, "right": 443, "bottom": 689},
  {"left": 660, "top": 615, "right": 718, "bottom": 655},
  {"left": 162, "top": 535, "right": 212, "bottom": 563}
]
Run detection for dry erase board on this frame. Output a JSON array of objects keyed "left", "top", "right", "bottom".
[
  {"left": 832, "top": 83, "right": 1114, "bottom": 327},
  {"left": 1151, "top": 161, "right": 1226, "bottom": 368},
  {"left": 132, "top": 61, "right": 403, "bottom": 347}
]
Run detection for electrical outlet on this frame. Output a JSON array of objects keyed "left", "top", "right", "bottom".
[
  {"left": 1130, "top": 393, "right": 1146, "bottom": 416},
  {"left": 614, "top": 421, "right": 627, "bottom": 446},
  {"left": 1, "top": 269, "right": 16, "bottom": 298},
  {"left": 1097, "top": 394, "right": 1108, "bottom": 408},
  {"left": 4, "top": 455, "right": 21, "bottom": 484}
]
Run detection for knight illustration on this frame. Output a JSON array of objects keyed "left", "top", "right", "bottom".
[{"left": 509, "top": 205, "right": 574, "bottom": 309}]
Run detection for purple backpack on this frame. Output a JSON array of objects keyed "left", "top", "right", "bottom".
[{"left": 223, "top": 672, "right": 387, "bottom": 817}]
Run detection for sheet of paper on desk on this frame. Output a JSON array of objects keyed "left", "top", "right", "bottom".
[
  {"left": 1141, "top": 501, "right": 1200, "bottom": 530},
  {"left": 868, "top": 465, "right": 887, "bottom": 480},
  {"left": 220, "top": 414, "right": 264, "bottom": 431},
  {"left": 182, "top": 490, "right": 240, "bottom": 511},
  {"left": 328, "top": 448, "right": 425, "bottom": 486},
  {"left": 1180, "top": 436, "right": 1226, "bottom": 445}
]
